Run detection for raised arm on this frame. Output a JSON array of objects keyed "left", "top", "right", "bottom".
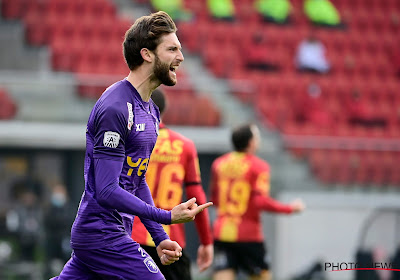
[{"left": 253, "top": 168, "right": 305, "bottom": 214}]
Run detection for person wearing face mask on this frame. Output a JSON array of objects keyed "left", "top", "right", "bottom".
[{"left": 44, "top": 184, "right": 75, "bottom": 278}]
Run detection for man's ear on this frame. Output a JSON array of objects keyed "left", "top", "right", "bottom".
[{"left": 140, "top": 48, "right": 154, "bottom": 63}]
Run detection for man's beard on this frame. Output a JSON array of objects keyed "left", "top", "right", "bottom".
[{"left": 154, "top": 55, "right": 176, "bottom": 86}]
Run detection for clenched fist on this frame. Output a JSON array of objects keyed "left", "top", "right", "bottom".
[{"left": 156, "top": 239, "right": 182, "bottom": 266}]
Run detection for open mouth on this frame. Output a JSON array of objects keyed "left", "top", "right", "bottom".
[{"left": 169, "top": 65, "right": 178, "bottom": 73}]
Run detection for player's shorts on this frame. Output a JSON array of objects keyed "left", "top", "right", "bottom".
[
  {"left": 213, "top": 241, "right": 269, "bottom": 276},
  {"left": 51, "top": 239, "right": 165, "bottom": 280},
  {"left": 140, "top": 245, "right": 192, "bottom": 280}
]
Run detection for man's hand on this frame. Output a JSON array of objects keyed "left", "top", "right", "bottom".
[
  {"left": 290, "top": 198, "right": 306, "bottom": 213},
  {"left": 171, "top": 198, "right": 213, "bottom": 224},
  {"left": 156, "top": 239, "right": 182, "bottom": 266},
  {"left": 197, "top": 244, "right": 213, "bottom": 272}
]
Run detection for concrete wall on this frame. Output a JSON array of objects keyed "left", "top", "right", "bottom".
[
  {"left": 0, "top": 20, "right": 43, "bottom": 71},
  {"left": 267, "top": 191, "right": 400, "bottom": 280}
]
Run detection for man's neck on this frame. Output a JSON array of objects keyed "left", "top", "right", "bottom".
[{"left": 126, "top": 69, "right": 160, "bottom": 102}]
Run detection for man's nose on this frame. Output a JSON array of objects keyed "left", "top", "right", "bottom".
[{"left": 177, "top": 49, "right": 184, "bottom": 62}]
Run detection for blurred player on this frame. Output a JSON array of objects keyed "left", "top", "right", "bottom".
[
  {"left": 210, "top": 123, "right": 305, "bottom": 280},
  {"left": 52, "top": 11, "right": 212, "bottom": 280},
  {"left": 132, "top": 89, "right": 214, "bottom": 280}
]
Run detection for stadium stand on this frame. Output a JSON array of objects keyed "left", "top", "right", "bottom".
[
  {"left": 1, "top": 0, "right": 399, "bottom": 185},
  {"left": 1, "top": 0, "right": 221, "bottom": 127},
  {"left": 1, "top": 3, "right": 400, "bottom": 279},
  {"left": 166, "top": 0, "right": 400, "bottom": 186}
]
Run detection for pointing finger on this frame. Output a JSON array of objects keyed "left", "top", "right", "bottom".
[{"left": 192, "top": 202, "right": 213, "bottom": 215}]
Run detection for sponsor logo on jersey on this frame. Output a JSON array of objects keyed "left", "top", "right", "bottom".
[
  {"left": 103, "top": 131, "right": 120, "bottom": 148},
  {"left": 127, "top": 102, "right": 134, "bottom": 130},
  {"left": 143, "top": 257, "right": 159, "bottom": 273},
  {"left": 136, "top": 123, "right": 145, "bottom": 132}
]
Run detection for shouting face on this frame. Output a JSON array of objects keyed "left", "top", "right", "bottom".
[{"left": 153, "top": 33, "right": 184, "bottom": 86}]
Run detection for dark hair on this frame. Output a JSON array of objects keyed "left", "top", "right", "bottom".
[
  {"left": 123, "top": 11, "right": 177, "bottom": 70},
  {"left": 11, "top": 178, "right": 43, "bottom": 200},
  {"left": 231, "top": 124, "right": 254, "bottom": 152},
  {"left": 151, "top": 88, "right": 167, "bottom": 115}
]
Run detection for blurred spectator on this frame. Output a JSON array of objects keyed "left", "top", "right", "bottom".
[
  {"left": 246, "top": 32, "right": 280, "bottom": 71},
  {"left": 296, "top": 82, "right": 334, "bottom": 127},
  {"left": 207, "top": 0, "right": 235, "bottom": 21},
  {"left": 304, "top": 0, "right": 343, "bottom": 28},
  {"left": 44, "top": 183, "right": 75, "bottom": 278},
  {"left": 150, "top": 0, "right": 193, "bottom": 22},
  {"left": 254, "top": 0, "right": 292, "bottom": 24},
  {"left": 295, "top": 32, "right": 330, "bottom": 73},
  {"left": 346, "top": 89, "right": 371, "bottom": 125},
  {"left": 6, "top": 178, "right": 44, "bottom": 261},
  {"left": 346, "top": 89, "right": 387, "bottom": 127}
]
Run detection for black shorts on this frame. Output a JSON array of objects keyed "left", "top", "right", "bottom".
[
  {"left": 213, "top": 241, "right": 269, "bottom": 276},
  {"left": 140, "top": 245, "right": 192, "bottom": 280}
]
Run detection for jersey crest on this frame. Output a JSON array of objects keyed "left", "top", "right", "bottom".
[
  {"left": 103, "top": 131, "right": 120, "bottom": 148},
  {"left": 143, "top": 257, "right": 159, "bottom": 273}
]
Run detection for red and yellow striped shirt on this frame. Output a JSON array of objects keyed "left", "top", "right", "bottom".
[{"left": 211, "top": 152, "right": 292, "bottom": 243}]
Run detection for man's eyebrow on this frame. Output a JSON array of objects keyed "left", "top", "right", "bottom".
[{"left": 168, "top": 45, "right": 182, "bottom": 51}]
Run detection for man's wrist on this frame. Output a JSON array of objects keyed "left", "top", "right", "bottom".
[{"left": 154, "top": 235, "right": 169, "bottom": 247}]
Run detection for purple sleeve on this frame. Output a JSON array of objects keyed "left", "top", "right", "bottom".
[
  {"left": 135, "top": 179, "right": 170, "bottom": 246},
  {"left": 93, "top": 103, "right": 127, "bottom": 161},
  {"left": 94, "top": 158, "right": 171, "bottom": 225}
]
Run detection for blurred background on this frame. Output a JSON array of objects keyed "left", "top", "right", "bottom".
[{"left": 0, "top": 0, "right": 399, "bottom": 279}]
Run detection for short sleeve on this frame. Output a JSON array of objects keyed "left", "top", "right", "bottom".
[{"left": 93, "top": 103, "right": 129, "bottom": 161}]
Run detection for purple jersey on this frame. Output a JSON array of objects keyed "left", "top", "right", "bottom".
[{"left": 71, "top": 79, "right": 169, "bottom": 250}]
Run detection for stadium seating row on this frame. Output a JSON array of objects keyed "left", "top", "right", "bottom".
[
  {"left": 162, "top": 94, "right": 221, "bottom": 127},
  {"left": 77, "top": 80, "right": 220, "bottom": 127},
  {"left": 180, "top": 0, "right": 400, "bottom": 31},
  {"left": 175, "top": 0, "right": 400, "bottom": 130},
  {"left": 172, "top": 0, "right": 400, "bottom": 186},
  {"left": 1, "top": 0, "right": 221, "bottom": 127},
  {"left": 2, "top": 0, "right": 116, "bottom": 20},
  {"left": 308, "top": 149, "right": 400, "bottom": 185}
]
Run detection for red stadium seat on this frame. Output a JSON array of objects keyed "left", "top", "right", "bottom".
[
  {"left": 0, "top": 88, "right": 17, "bottom": 119},
  {"left": 11, "top": 0, "right": 400, "bottom": 136},
  {"left": 2, "top": 0, "right": 25, "bottom": 19}
]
